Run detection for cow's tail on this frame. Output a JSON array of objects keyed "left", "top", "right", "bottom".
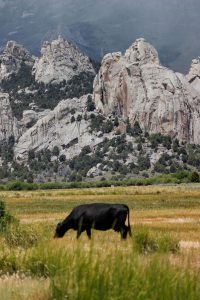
[{"left": 126, "top": 206, "right": 132, "bottom": 237}]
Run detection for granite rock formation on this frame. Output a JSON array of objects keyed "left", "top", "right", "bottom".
[
  {"left": 0, "top": 92, "right": 19, "bottom": 140},
  {"left": 14, "top": 95, "right": 103, "bottom": 161},
  {"left": 0, "top": 41, "right": 35, "bottom": 82},
  {"left": 32, "top": 36, "right": 95, "bottom": 84},
  {"left": 187, "top": 57, "right": 200, "bottom": 94},
  {"left": 93, "top": 38, "right": 200, "bottom": 144}
]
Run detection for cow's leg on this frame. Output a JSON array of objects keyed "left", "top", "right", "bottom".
[
  {"left": 120, "top": 225, "right": 128, "bottom": 239},
  {"left": 76, "top": 229, "right": 82, "bottom": 239},
  {"left": 86, "top": 227, "right": 91, "bottom": 239}
]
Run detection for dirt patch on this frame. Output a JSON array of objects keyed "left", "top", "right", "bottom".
[
  {"left": 21, "top": 217, "right": 57, "bottom": 224},
  {"left": 137, "top": 217, "right": 196, "bottom": 224},
  {"left": 180, "top": 241, "right": 200, "bottom": 249}
]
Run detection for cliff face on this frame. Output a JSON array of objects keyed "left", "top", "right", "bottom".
[
  {"left": 32, "top": 36, "right": 95, "bottom": 84},
  {"left": 0, "top": 92, "right": 19, "bottom": 140},
  {"left": 93, "top": 38, "right": 200, "bottom": 144},
  {"left": 0, "top": 41, "right": 35, "bottom": 82},
  {"left": 14, "top": 95, "right": 103, "bottom": 161},
  {"left": 0, "top": 37, "right": 200, "bottom": 167}
]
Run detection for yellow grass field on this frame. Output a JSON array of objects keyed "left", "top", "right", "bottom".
[{"left": 0, "top": 184, "right": 200, "bottom": 299}]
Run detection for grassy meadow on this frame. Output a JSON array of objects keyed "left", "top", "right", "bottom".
[{"left": 0, "top": 184, "right": 200, "bottom": 299}]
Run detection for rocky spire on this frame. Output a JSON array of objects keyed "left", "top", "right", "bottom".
[
  {"left": 0, "top": 41, "right": 35, "bottom": 81},
  {"left": 187, "top": 57, "right": 200, "bottom": 94},
  {"left": 32, "top": 36, "right": 95, "bottom": 84},
  {"left": 124, "top": 38, "right": 160, "bottom": 65}
]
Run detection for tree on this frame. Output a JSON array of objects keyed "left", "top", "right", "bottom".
[
  {"left": 71, "top": 116, "right": 75, "bottom": 123},
  {"left": 81, "top": 146, "right": 91, "bottom": 155},
  {"left": 137, "top": 143, "right": 142, "bottom": 151},
  {"left": 133, "top": 121, "right": 142, "bottom": 136},
  {"left": 114, "top": 116, "right": 119, "bottom": 127},
  {"left": 86, "top": 95, "right": 95, "bottom": 111},
  {"left": 28, "top": 150, "right": 35, "bottom": 161},
  {"left": 190, "top": 171, "right": 200, "bottom": 183},
  {"left": 52, "top": 146, "right": 60, "bottom": 156},
  {"left": 102, "top": 120, "right": 113, "bottom": 133},
  {"left": 77, "top": 114, "right": 82, "bottom": 122},
  {"left": 173, "top": 139, "right": 179, "bottom": 152},
  {"left": 59, "top": 154, "right": 66, "bottom": 162},
  {"left": 27, "top": 172, "right": 34, "bottom": 183},
  {"left": 138, "top": 155, "right": 151, "bottom": 171}
]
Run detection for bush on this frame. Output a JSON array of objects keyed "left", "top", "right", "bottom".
[
  {"left": 71, "top": 116, "right": 75, "bottom": 123},
  {"left": 134, "top": 228, "right": 180, "bottom": 254},
  {"left": 0, "top": 200, "right": 18, "bottom": 232},
  {"left": 4, "top": 224, "right": 39, "bottom": 249},
  {"left": 86, "top": 95, "right": 95, "bottom": 111},
  {"left": 158, "top": 235, "right": 180, "bottom": 253},
  {"left": 134, "top": 229, "right": 158, "bottom": 254},
  {"left": 138, "top": 155, "right": 151, "bottom": 171},
  {"left": 190, "top": 171, "right": 200, "bottom": 183},
  {"left": 59, "top": 155, "right": 66, "bottom": 162},
  {"left": 7, "top": 181, "right": 37, "bottom": 191}
]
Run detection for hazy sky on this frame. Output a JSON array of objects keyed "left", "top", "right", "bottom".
[{"left": 0, "top": 0, "right": 200, "bottom": 73}]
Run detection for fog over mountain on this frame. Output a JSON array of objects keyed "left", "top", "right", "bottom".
[{"left": 0, "top": 0, "right": 200, "bottom": 73}]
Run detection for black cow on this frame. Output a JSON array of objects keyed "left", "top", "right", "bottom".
[{"left": 54, "top": 203, "right": 132, "bottom": 239}]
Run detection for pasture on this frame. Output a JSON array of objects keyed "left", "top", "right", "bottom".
[{"left": 0, "top": 184, "right": 200, "bottom": 300}]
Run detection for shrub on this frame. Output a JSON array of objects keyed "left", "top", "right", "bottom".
[
  {"left": 138, "top": 155, "right": 151, "bottom": 171},
  {"left": 190, "top": 171, "right": 200, "bottom": 183},
  {"left": 0, "top": 200, "right": 18, "bottom": 232},
  {"left": 4, "top": 224, "right": 39, "bottom": 249},
  {"left": 52, "top": 146, "right": 60, "bottom": 156},
  {"left": 134, "top": 228, "right": 180, "bottom": 254},
  {"left": 158, "top": 235, "right": 180, "bottom": 253},
  {"left": 134, "top": 229, "right": 158, "bottom": 254},
  {"left": 59, "top": 155, "right": 66, "bottom": 162},
  {"left": 102, "top": 120, "right": 114, "bottom": 133},
  {"left": 86, "top": 95, "right": 95, "bottom": 111},
  {"left": 77, "top": 114, "right": 82, "bottom": 122},
  {"left": 154, "top": 162, "right": 167, "bottom": 173},
  {"left": 172, "top": 139, "right": 179, "bottom": 152},
  {"left": 7, "top": 181, "right": 37, "bottom": 191},
  {"left": 71, "top": 116, "right": 75, "bottom": 123}
]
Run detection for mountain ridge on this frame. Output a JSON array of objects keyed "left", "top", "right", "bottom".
[{"left": 0, "top": 37, "right": 199, "bottom": 182}]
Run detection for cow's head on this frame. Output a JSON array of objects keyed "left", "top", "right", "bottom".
[{"left": 54, "top": 222, "right": 65, "bottom": 238}]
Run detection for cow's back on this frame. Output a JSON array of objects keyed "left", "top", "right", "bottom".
[{"left": 72, "top": 203, "right": 128, "bottom": 230}]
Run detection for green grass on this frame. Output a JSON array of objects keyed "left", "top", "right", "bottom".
[
  {"left": 0, "top": 235, "right": 198, "bottom": 300},
  {"left": 0, "top": 171, "right": 198, "bottom": 192},
  {"left": 0, "top": 185, "right": 200, "bottom": 299},
  {"left": 1, "top": 185, "right": 200, "bottom": 215}
]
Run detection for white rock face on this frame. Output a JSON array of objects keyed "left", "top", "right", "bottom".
[
  {"left": 20, "top": 109, "right": 51, "bottom": 128},
  {"left": 32, "top": 36, "right": 95, "bottom": 84},
  {"left": 94, "top": 38, "right": 200, "bottom": 144},
  {"left": 187, "top": 58, "right": 200, "bottom": 94},
  {"left": 0, "top": 41, "right": 35, "bottom": 81},
  {"left": 0, "top": 92, "right": 19, "bottom": 140},
  {"left": 14, "top": 95, "right": 103, "bottom": 161}
]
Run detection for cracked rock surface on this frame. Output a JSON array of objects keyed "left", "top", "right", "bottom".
[{"left": 94, "top": 38, "right": 200, "bottom": 144}]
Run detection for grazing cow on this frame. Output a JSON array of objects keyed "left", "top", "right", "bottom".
[{"left": 54, "top": 203, "right": 132, "bottom": 239}]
